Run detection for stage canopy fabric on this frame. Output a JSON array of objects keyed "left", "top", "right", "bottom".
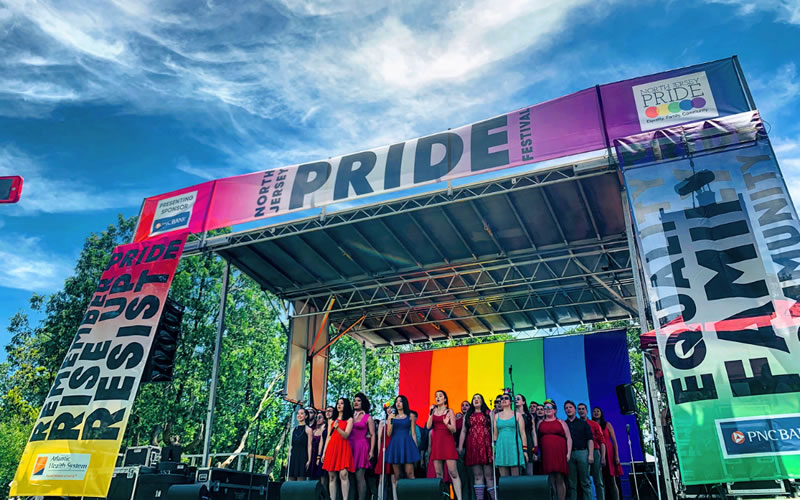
[{"left": 398, "top": 329, "right": 643, "bottom": 463}]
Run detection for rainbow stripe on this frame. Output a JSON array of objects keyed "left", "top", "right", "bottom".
[{"left": 398, "top": 329, "right": 643, "bottom": 463}]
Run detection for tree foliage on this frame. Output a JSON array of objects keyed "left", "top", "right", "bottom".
[{"left": 0, "top": 215, "right": 656, "bottom": 497}]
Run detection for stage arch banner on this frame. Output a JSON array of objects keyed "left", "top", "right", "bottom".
[
  {"left": 132, "top": 58, "right": 749, "bottom": 243},
  {"left": 397, "top": 329, "right": 643, "bottom": 464},
  {"left": 10, "top": 232, "right": 188, "bottom": 497},
  {"left": 621, "top": 112, "right": 800, "bottom": 483}
]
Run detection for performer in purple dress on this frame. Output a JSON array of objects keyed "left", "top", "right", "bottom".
[{"left": 350, "top": 393, "right": 376, "bottom": 500}]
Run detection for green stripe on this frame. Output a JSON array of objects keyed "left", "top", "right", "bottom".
[{"left": 503, "top": 339, "right": 546, "bottom": 405}]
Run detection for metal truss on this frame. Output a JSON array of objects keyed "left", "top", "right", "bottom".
[
  {"left": 289, "top": 241, "right": 632, "bottom": 318},
  {"left": 182, "top": 164, "right": 615, "bottom": 257},
  {"left": 335, "top": 280, "right": 636, "bottom": 336}
]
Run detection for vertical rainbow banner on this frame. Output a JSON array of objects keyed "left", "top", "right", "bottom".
[{"left": 398, "top": 329, "right": 643, "bottom": 464}]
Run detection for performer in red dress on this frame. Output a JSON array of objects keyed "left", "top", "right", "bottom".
[
  {"left": 593, "top": 406, "right": 623, "bottom": 500},
  {"left": 322, "top": 398, "right": 354, "bottom": 500},
  {"left": 538, "top": 399, "right": 571, "bottom": 500},
  {"left": 457, "top": 394, "right": 494, "bottom": 500},
  {"left": 426, "top": 390, "right": 463, "bottom": 500}
]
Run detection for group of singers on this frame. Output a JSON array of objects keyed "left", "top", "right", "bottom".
[{"left": 287, "top": 391, "right": 625, "bottom": 500}]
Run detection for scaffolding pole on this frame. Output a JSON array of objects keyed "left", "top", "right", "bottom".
[{"left": 203, "top": 259, "right": 230, "bottom": 467}]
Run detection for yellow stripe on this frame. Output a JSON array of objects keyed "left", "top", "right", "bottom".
[{"left": 466, "top": 342, "right": 506, "bottom": 409}]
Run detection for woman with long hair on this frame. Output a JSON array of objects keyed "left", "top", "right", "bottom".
[
  {"left": 426, "top": 390, "right": 463, "bottom": 500},
  {"left": 385, "top": 395, "right": 421, "bottom": 500},
  {"left": 288, "top": 408, "right": 313, "bottom": 481},
  {"left": 592, "top": 406, "right": 623, "bottom": 500},
  {"left": 351, "top": 392, "right": 376, "bottom": 500},
  {"left": 322, "top": 398, "right": 355, "bottom": 500},
  {"left": 309, "top": 410, "right": 328, "bottom": 481},
  {"left": 457, "top": 394, "right": 495, "bottom": 500},
  {"left": 515, "top": 393, "right": 538, "bottom": 476},
  {"left": 493, "top": 393, "right": 527, "bottom": 477},
  {"left": 537, "top": 399, "right": 570, "bottom": 500}
]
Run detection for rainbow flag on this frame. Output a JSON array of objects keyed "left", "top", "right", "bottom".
[{"left": 398, "top": 329, "right": 643, "bottom": 463}]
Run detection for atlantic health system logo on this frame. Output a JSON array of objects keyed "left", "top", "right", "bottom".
[{"left": 632, "top": 71, "right": 719, "bottom": 131}]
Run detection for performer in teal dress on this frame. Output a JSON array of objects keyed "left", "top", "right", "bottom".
[{"left": 492, "top": 394, "right": 527, "bottom": 476}]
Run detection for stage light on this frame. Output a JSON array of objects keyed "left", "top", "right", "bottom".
[{"left": 0, "top": 176, "right": 23, "bottom": 204}]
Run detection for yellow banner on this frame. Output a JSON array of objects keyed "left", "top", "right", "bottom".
[{"left": 11, "top": 232, "right": 187, "bottom": 496}]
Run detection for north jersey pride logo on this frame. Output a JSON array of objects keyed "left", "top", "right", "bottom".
[{"left": 632, "top": 71, "right": 718, "bottom": 131}]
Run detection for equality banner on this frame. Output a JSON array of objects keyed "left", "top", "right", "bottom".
[
  {"left": 397, "top": 330, "right": 643, "bottom": 463},
  {"left": 620, "top": 113, "right": 800, "bottom": 483},
  {"left": 10, "top": 232, "right": 187, "bottom": 497}
]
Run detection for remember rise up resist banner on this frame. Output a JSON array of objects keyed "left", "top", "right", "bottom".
[
  {"left": 620, "top": 112, "right": 800, "bottom": 484},
  {"left": 10, "top": 232, "right": 188, "bottom": 497}
]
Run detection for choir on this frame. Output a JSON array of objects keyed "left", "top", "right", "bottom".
[{"left": 286, "top": 390, "right": 625, "bottom": 500}]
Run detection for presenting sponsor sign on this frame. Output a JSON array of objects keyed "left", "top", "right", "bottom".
[
  {"left": 717, "top": 414, "right": 800, "bottom": 458},
  {"left": 150, "top": 190, "right": 198, "bottom": 235},
  {"left": 10, "top": 232, "right": 188, "bottom": 497},
  {"left": 620, "top": 112, "right": 800, "bottom": 484}
]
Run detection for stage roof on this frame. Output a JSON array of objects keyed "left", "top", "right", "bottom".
[{"left": 183, "top": 154, "right": 637, "bottom": 347}]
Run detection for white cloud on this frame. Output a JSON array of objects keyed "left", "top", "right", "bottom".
[
  {"left": 0, "top": 147, "right": 144, "bottom": 215},
  {"left": 748, "top": 63, "right": 799, "bottom": 122},
  {"left": 0, "top": 235, "right": 72, "bottom": 292},
  {"left": 0, "top": 0, "right": 615, "bottom": 175},
  {"left": 704, "top": 0, "right": 800, "bottom": 24}
]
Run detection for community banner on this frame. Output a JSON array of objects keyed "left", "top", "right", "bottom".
[
  {"left": 10, "top": 232, "right": 188, "bottom": 497},
  {"left": 398, "top": 330, "right": 643, "bottom": 464},
  {"left": 620, "top": 113, "right": 800, "bottom": 484},
  {"left": 133, "top": 58, "right": 749, "bottom": 242}
]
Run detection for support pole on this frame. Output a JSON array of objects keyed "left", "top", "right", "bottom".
[
  {"left": 203, "top": 259, "right": 230, "bottom": 467},
  {"left": 622, "top": 190, "right": 673, "bottom": 500},
  {"left": 361, "top": 342, "right": 366, "bottom": 392}
]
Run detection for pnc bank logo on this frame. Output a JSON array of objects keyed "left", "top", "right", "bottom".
[{"left": 731, "top": 431, "right": 746, "bottom": 445}]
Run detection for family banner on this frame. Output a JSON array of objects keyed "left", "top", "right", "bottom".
[
  {"left": 620, "top": 112, "right": 800, "bottom": 484},
  {"left": 10, "top": 232, "right": 188, "bottom": 497},
  {"left": 133, "top": 58, "right": 749, "bottom": 242}
]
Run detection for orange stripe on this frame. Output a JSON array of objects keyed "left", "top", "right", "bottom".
[{"left": 429, "top": 346, "right": 469, "bottom": 415}]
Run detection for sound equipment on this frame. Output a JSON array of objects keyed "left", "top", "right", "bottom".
[
  {"left": 497, "top": 475, "right": 549, "bottom": 500},
  {"left": 627, "top": 463, "right": 662, "bottom": 500},
  {"left": 158, "top": 461, "right": 195, "bottom": 478},
  {"left": 104, "top": 466, "right": 193, "bottom": 500},
  {"left": 124, "top": 446, "right": 162, "bottom": 467},
  {"left": 144, "top": 297, "right": 185, "bottom": 383},
  {"left": 280, "top": 480, "right": 325, "bottom": 500},
  {"left": 168, "top": 484, "right": 210, "bottom": 500},
  {"left": 616, "top": 383, "right": 636, "bottom": 415},
  {"left": 196, "top": 467, "right": 279, "bottom": 500},
  {"left": 396, "top": 478, "right": 443, "bottom": 500}
]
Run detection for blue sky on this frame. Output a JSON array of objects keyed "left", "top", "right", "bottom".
[{"left": 1, "top": 0, "right": 799, "bottom": 356}]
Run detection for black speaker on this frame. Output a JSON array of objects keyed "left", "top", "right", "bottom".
[
  {"left": 168, "top": 484, "right": 210, "bottom": 500},
  {"left": 143, "top": 297, "right": 185, "bottom": 383},
  {"left": 134, "top": 473, "right": 193, "bottom": 500},
  {"left": 396, "top": 479, "right": 443, "bottom": 500},
  {"left": 281, "top": 480, "right": 325, "bottom": 500},
  {"left": 616, "top": 383, "right": 636, "bottom": 415},
  {"left": 497, "top": 475, "right": 549, "bottom": 500},
  {"left": 196, "top": 468, "right": 274, "bottom": 500}
]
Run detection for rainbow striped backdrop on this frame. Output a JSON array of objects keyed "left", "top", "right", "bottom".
[{"left": 398, "top": 329, "right": 643, "bottom": 463}]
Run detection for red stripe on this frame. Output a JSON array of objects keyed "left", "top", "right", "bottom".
[{"left": 399, "top": 350, "right": 433, "bottom": 426}]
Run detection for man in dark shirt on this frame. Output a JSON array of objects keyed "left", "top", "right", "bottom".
[
  {"left": 578, "top": 403, "right": 605, "bottom": 500},
  {"left": 564, "top": 401, "right": 593, "bottom": 500}
]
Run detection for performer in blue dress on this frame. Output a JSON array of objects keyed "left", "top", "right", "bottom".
[{"left": 385, "top": 395, "right": 420, "bottom": 500}]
